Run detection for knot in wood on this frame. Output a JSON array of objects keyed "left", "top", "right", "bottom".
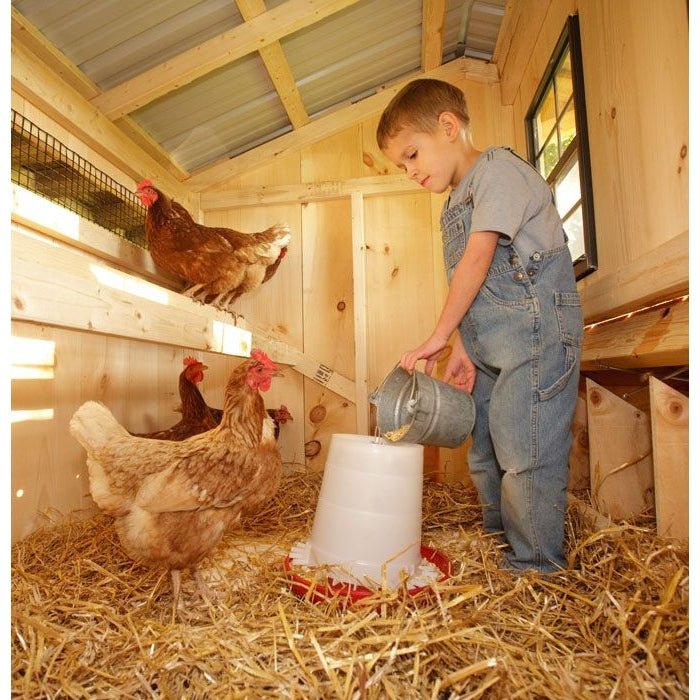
[
  {"left": 305, "top": 439, "right": 321, "bottom": 458},
  {"left": 336, "top": 300, "right": 346, "bottom": 312},
  {"left": 309, "top": 405, "right": 327, "bottom": 424},
  {"left": 589, "top": 389, "right": 602, "bottom": 406}
]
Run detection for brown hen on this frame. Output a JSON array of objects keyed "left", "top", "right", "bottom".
[
  {"left": 69, "top": 349, "right": 282, "bottom": 620},
  {"left": 130, "top": 357, "right": 217, "bottom": 440},
  {"left": 136, "top": 179, "right": 290, "bottom": 311}
]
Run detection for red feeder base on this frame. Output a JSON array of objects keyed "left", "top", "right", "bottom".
[{"left": 283, "top": 545, "right": 452, "bottom": 606}]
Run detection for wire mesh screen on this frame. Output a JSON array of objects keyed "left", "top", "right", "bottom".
[{"left": 11, "top": 110, "right": 148, "bottom": 248}]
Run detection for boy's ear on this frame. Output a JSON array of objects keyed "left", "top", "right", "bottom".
[{"left": 438, "top": 111, "right": 460, "bottom": 140}]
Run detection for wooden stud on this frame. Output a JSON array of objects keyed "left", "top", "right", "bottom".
[
  {"left": 649, "top": 377, "right": 688, "bottom": 540},
  {"left": 586, "top": 379, "right": 654, "bottom": 521},
  {"left": 351, "top": 192, "right": 369, "bottom": 435}
]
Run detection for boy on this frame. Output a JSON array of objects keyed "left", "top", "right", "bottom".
[{"left": 377, "top": 78, "right": 583, "bottom": 573}]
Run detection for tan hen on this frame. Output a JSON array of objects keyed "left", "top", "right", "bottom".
[{"left": 69, "top": 350, "right": 282, "bottom": 620}]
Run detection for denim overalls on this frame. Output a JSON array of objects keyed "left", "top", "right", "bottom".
[{"left": 441, "top": 147, "right": 583, "bottom": 572}]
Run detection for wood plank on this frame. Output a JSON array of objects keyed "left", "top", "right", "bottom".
[
  {"left": 581, "top": 297, "right": 689, "bottom": 370},
  {"left": 649, "top": 377, "right": 688, "bottom": 540},
  {"left": 11, "top": 39, "right": 190, "bottom": 203},
  {"left": 586, "top": 379, "right": 654, "bottom": 521},
  {"left": 90, "top": 0, "right": 364, "bottom": 120},
  {"left": 235, "top": 0, "right": 309, "bottom": 129},
  {"left": 352, "top": 193, "right": 369, "bottom": 434},
  {"left": 12, "top": 227, "right": 252, "bottom": 357},
  {"left": 422, "top": 0, "right": 447, "bottom": 71},
  {"left": 201, "top": 174, "right": 423, "bottom": 209},
  {"left": 186, "top": 58, "right": 498, "bottom": 190},
  {"left": 579, "top": 231, "right": 688, "bottom": 323}
]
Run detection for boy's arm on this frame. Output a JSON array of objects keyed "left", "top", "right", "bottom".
[{"left": 401, "top": 230, "right": 499, "bottom": 374}]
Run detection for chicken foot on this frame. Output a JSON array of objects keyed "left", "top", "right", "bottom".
[
  {"left": 181, "top": 283, "right": 209, "bottom": 303},
  {"left": 169, "top": 568, "right": 223, "bottom": 622}
]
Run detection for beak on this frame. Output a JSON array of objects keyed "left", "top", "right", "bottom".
[{"left": 273, "top": 368, "right": 285, "bottom": 378}]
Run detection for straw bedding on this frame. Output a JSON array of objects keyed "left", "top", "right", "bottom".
[{"left": 12, "top": 468, "right": 688, "bottom": 698}]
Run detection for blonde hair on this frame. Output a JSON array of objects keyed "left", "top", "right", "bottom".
[{"left": 376, "top": 78, "right": 470, "bottom": 149}]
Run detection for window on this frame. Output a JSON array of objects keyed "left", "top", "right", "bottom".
[{"left": 526, "top": 14, "right": 597, "bottom": 280}]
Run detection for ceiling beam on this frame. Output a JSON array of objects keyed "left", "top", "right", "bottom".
[
  {"left": 186, "top": 57, "right": 498, "bottom": 190},
  {"left": 234, "top": 0, "right": 309, "bottom": 129},
  {"left": 90, "top": 0, "right": 364, "bottom": 121},
  {"left": 421, "top": 0, "right": 447, "bottom": 71}
]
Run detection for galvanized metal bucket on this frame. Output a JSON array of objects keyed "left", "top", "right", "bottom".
[{"left": 369, "top": 365, "right": 475, "bottom": 449}]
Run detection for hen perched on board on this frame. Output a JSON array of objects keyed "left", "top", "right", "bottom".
[
  {"left": 136, "top": 179, "right": 290, "bottom": 311},
  {"left": 69, "top": 349, "right": 282, "bottom": 620},
  {"left": 129, "top": 357, "right": 217, "bottom": 441}
]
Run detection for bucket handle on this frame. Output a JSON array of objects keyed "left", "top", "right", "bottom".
[{"left": 369, "top": 363, "right": 419, "bottom": 413}]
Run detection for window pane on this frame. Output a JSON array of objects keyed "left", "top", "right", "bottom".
[
  {"left": 535, "top": 85, "right": 556, "bottom": 154},
  {"left": 559, "top": 98, "right": 577, "bottom": 155},
  {"left": 541, "top": 133, "right": 559, "bottom": 178},
  {"left": 554, "top": 153, "right": 580, "bottom": 217},
  {"left": 555, "top": 52, "right": 573, "bottom": 115},
  {"left": 563, "top": 204, "right": 585, "bottom": 262}
]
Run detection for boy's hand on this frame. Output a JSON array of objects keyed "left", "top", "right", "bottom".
[
  {"left": 400, "top": 334, "right": 449, "bottom": 375},
  {"left": 443, "top": 339, "right": 476, "bottom": 393}
]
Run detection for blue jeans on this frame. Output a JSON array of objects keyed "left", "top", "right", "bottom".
[{"left": 442, "top": 193, "right": 582, "bottom": 573}]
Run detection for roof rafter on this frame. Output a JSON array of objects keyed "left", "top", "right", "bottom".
[
  {"left": 421, "top": 0, "right": 447, "bottom": 71},
  {"left": 90, "top": 0, "right": 364, "bottom": 121},
  {"left": 234, "top": 0, "right": 309, "bottom": 129}
]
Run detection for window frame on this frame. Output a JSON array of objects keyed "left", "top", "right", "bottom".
[{"left": 525, "top": 13, "right": 598, "bottom": 280}]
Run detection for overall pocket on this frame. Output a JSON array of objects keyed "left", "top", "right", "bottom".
[{"left": 538, "top": 291, "right": 583, "bottom": 401}]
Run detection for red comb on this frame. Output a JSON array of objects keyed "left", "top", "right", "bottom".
[
  {"left": 137, "top": 178, "right": 152, "bottom": 189},
  {"left": 251, "top": 348, "right": 275, "bottom": 369},
  {"left": 183, "top": 356, "right": 201, "bottom": 366}
]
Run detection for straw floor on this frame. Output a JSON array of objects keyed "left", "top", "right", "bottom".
[{"left": 12, "top": 469, "right": 688, "bottom": 699}]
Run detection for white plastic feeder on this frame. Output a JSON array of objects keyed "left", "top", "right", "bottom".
[{"left": 289, "top": 433, "right": 433, "bottom": 589}]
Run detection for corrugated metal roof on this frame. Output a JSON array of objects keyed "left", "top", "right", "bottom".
[{"left": 12, "top": 0, "right": 505, "bottom": 175}]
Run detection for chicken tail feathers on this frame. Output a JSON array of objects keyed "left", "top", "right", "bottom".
[{"left": 69, "top": 401, "right": 129, "bottom": 452}]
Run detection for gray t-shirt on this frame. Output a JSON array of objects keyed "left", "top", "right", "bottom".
[{"left": 446, "top": 147, "right": 564, "bottom": 260}]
